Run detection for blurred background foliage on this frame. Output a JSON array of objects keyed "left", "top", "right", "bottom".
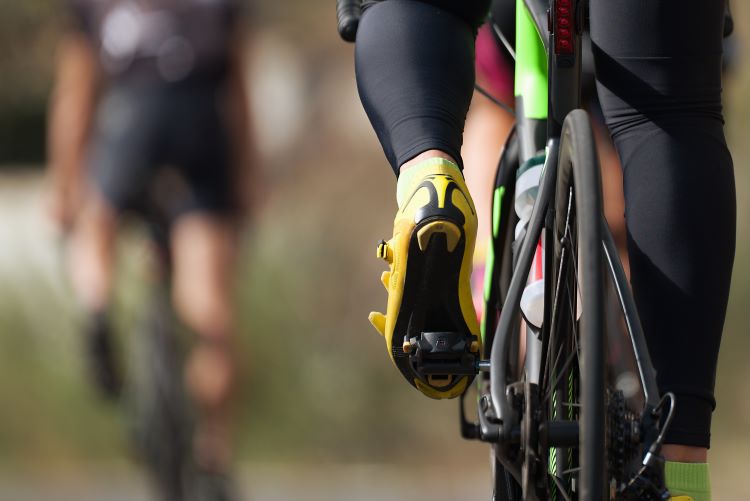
[{"left": 0, "top": 0, "right": 747, "bottom": 499}]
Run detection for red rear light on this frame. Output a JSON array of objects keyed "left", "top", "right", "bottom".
[{"left": 554, "top": 0, "right": 575, "bottom": 55}]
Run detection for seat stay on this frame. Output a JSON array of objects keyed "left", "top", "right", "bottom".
[{"left": 601, "top": 225, "right": 661, "bottom": 409}]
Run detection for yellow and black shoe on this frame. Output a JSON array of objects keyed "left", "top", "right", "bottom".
[{"left": 369, "top": 158, "right": 481, "bottom": 399}]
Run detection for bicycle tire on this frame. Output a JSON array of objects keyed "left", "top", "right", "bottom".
[
  {"left": 543, "top": 109, "right": 606, "bottom": 500},
  {"left": 483, "top": 126, "right": 519, "bottom": 362},
  {"left": 482, "top": 127, "right": 524, "bottom": 501},
  {"left": 492, "top": 451, "right": 523, "bottom": 501},
  {"left": 126, "top": 285, "right": 193, "bottom": 501}
]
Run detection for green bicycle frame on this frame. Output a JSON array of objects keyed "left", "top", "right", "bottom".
[
  {"left": 480, "top": 0, "right": 549, "bottom": 346},
  {"left": 514, "top": 0, "right": 549, "bottom": 162},
  {"left": 481, "top": 0, "right": 548, "bottom": 339},
  {"left": 515, "top": 0, "right": 548, "bottom": 122}
]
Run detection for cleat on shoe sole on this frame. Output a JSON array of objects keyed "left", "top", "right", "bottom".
[{"left": 417, "top": 220, "right": 461, "bottom": 252}]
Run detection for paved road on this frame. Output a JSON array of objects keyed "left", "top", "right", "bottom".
[{"left": 0, "top": 463, "right": 490, "bottom": 501}]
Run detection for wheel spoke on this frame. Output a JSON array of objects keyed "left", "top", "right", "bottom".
[
  {"left": 565, "top": 279, "right": 582, "bottom": 369},
  {"left": 544, "top": 245, "right": 568, "bottom": 394},
  {"left": 543, "top": 186, "right": 588, "bottom": 497},
  {"left": 543, "top": 346, "right": 578, "bottom": 405},
  {"left": 543, "top": 342, "right": 564, "bottom": 407},
  {"left": 548, "top": 472, "right": 574, "bottom": 501},
  {"left": 562, "top": 209, "right": 582, "bottom": 371},
  {"left": 540, "top": 113, "right": 615, "bottom": 500}
]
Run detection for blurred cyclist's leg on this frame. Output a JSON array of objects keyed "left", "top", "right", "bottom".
[
  {"left": 47, "top": 32, "right": 123, "bottom": 397},
  {"left": 171, "top": 213, "right": 238, "bottom": 472},
  {"left": 68, "top": 188, "right": 122, "bottom": 397},
  {"left": 462, "top": 23, "right": 515, "bottom": 319},
  {"left": 68, "top": 190, "right": 117, "bottom": 313},
  {"left": 592, "top": 0, "right": 735, "bottom": 498},
  {"left": 463, "top": 98, "right": 513, "bottom": 317}
]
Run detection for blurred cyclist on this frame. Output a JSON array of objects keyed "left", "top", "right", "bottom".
[
  {"left": 47, "top": 0, "right": 251, "bottom": 493},
  {"left": 358, "top": 1, "right": 735, "bottom": 500}
]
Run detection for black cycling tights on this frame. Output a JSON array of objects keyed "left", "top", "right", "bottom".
[{"left": 355, "top": 0, "right": 735, "bottom": 448}]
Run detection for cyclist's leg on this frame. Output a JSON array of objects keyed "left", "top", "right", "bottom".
[
  {"left": 72, "top": 86, "right": 159, "bottom": 310},
  {"left": 68, "top": 188, "right": 122, "bottom": 396},
  {"left": 68, "top": 87, "right": 160, "bottom": 397},
  {"left": 356, "top": 0, "right": 490, "bottom": 398},
  {"left": 164, "top": 83, "right": 242, "bottom": 473},
  {"left": 69, "top": 189, "right": 117, "bottom": 313},
  {"left": 171, "top": 213, "right": 238, "bottom": 471},
  {"left": 591, "top": 0, "right": 734, "bottom": 496},
  {"left": 463, "top": 21, "right": 515, "bottom": 318},
  {"left": 357, "top": 0, "right": 488, "bottom": 172}
]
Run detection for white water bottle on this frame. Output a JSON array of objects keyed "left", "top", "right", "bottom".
[
  {"left": 514, "top": 156, "right": 545, "bottom": 329},
  {"left": 520, "top": 238, "right": 545, "bottom": 328}
]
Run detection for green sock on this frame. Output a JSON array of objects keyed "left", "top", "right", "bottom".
[
  {"left": 396, "top": 157, "right": 461, "bottom": 208},
  {"left": 665, "top": 461, "right": 711, "bottom": 501}
]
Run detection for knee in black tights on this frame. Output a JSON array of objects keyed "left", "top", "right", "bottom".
[{"left": 356, "top": 0, "right": 487, "bottom": 171}]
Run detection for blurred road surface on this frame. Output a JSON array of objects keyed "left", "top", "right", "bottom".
[{"left": 0, "top": 463, "right": 490, "bottom": 501}]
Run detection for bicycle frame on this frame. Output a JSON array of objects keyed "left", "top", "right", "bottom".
[{"left": 484, "top": 0, "right": 663, "bottom": 479}]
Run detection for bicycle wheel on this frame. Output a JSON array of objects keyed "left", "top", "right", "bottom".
[
  {"left": 126, "top": 284, "right": 193, "bottom": 501},
  {"left": 481, "top": 127, "right": 524, "bottom": 501},
  {"left": 542, "top": 109, "right": 606, "bottom": 500},
  {"left": 483, "top": 126, "right": 519, "bottom": 369}
]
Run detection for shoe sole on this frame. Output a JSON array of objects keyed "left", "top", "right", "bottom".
[{"left": 391, "top": 218, "right": 475, "bottom": 396}]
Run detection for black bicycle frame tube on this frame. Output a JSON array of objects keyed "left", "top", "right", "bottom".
[
  {"left": 490, "top": 0, "right": 583, "bottom": 434},
  {"left": 549, "top": 0, "right": 583, "bottom": 137},
  {"left": 601, "top": 226, "right": 661, "bottom": 409},
  {"left": 490, "top": 138, "right": 559, "bottom": 434}
]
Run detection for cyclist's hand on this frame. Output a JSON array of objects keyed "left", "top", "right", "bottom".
[{"left": 45, "top": 175, "right": 82, "bottom": 235}]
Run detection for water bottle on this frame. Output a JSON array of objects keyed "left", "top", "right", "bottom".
[{"left": 514, "top": 155, "right": 545, "bottom": 329}]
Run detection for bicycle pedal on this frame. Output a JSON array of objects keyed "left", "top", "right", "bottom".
[{"left": 406, "top": 331, "right": 479, "bottom": 377}]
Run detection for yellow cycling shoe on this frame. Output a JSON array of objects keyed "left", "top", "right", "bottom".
[{"left": 369, "top": 158, "right": 481, "bottom": 399}]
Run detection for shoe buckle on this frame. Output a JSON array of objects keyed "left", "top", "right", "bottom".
[{"left": 376, "top": 240, "right": 393, "bottom": 263}]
